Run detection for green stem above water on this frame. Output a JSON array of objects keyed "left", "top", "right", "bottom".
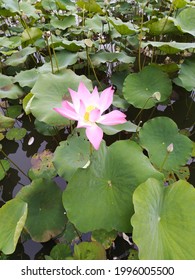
[{"left": 1, "top": 150, "right": 30, "bottom": 180}]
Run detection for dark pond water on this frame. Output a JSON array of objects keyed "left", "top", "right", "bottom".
[{"left": 0, "top": 89, "right": 194, "bottom": 259}]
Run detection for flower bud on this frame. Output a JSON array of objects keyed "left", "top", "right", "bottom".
[
  {"left": 152, "top": 91, "right": 161, "bottom": 101},
  {"left": 84, "top": 38, "right": 93, "bottom": 48},
  {"left": 167, "top": 143, "right": 174, "bottom": 153}
]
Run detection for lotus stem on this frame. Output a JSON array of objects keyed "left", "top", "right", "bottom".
[
  {"left": 90, "top": 143, "right": 93, "bottom": 156},
  {"left": 85, "top": 46, "right": 102, "bottom": 89},
  {"left": 45, "top": 32, "right": 54, "bottom": 74},
  {"left": 138, "top": 5, "right": 145, "bottom": 71},
  {"left": 50, "top": 33, "right": 59, "bottom": 73},
  {"left": 134, "top": 96, "right": 153, "bottom": 123},
  {"left": 1, "top": 150, "right": 29, "bottom": 180},
  {"left": 185, "top": 96, "right": 194, "bottom": 120},
  {"left": 160, "top": 152, "right": 169, "bottom": 172},
  {"left": 0, "top": 159, "right": 7, "bottom": 175},
  {"left": 71, "top": 222, "right": 82, "bottom": 242}
]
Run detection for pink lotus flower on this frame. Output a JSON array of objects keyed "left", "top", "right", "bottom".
[{"left": 54, "top": 82, "right": 127, "bottom": 150}]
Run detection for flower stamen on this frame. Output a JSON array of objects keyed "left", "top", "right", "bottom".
[
  {"left": 84, "top": 112, "right": 90, "bottom": 121},
  {"left": 84, "top": 105, "right": 96, "bottom": 122}
]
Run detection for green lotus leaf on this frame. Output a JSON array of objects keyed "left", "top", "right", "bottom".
[
  {"left": 1, "top": 0, "right": 19, "bottom": 13},
  {"left": 99, "top": 121, "right": 138, "bottom": 135},
  {"left": 136, "top": 0, "right": 149, "bottom": 4},
  {"left": 77, "top": 0, "right": 103, "bottom": 13},
  {"left": 53, "top": 133, "right": 90, "bottom": 181},
  {"left": 0, "top": 198, "right": 28, "bottom": 254},
  {"left": 113, "top": 94, "right": 129, "bottom": 110},
  {"left": 0, "top": 74, "right": 23, "bottom": 99},
  {"left": 145, "top": 18, "right": 178, "bottom": 35},
  {"left": 0, "top": 113, "right": 15, "bottom": 129},
  {"left": 91, "top": 229, "right": 117, "bottom": 249},
  {"left": 192, "top": 142, "right": 195, "bottom": 157},
  {"left": 63, "top": 140, "right": 163, "bottom": 233},
  {"left": 2, "top": 0, "right": 38, "bottom": 17},
  {"left": 34, "top": 119, "right": 59, "bottom": 136},
  {"left": 91, "top": 51, "right": 135, "bottom": 66},
  {"left": 128, "top": 249, "right": 139, "bottom": 260},
  {"left": 6, "top": 127, "right": 26, "bottom": 141},
  {"left": 41, "top": 0, "right": 57, "bottom": 10},
  {"left": 6, "top": 105, "right": 22, "bottom": 118},
  {"left": 1, "top": 0, "right": 37, "bottom": 17},
  {"left": 139, "top": 117, "right": 193, "bottom": 171},
  {"left": 23, "top": 92, "right": 34, "bottom": 115},
  {"left": 62, "top": 39, "right": 85, "bottom": 52},
  {"left": 14, "top": 69, "right": 39, "bottom": 88},
  {"left": 48, "top": 244, "right": 72, "bottom": 260},
  {"left": 173, "top": 57, "right": 195, "bottom": 91},
  {"left": 0, "top": 36, "right": 21, "bottom": 49},
  {"left": 0, "top": 134, "right": 4, "bottom": 141},
  {"left": 28, "top": 150, "right": 57, "bottom": 180},
  {"left": 30, "top": 70, "right": 92, "bottom": 126},
  {"left": 158, "top": 63, "right": 179, "bottom": 73},
  {"left": 50, "top": 15, "right": 76, "bottom": 30},
  {"left": 123, "top": 66, "right": 172, "bottom": 109},
  {"left": 85, "top": 14, "right": 109, "bottom": 33},
  {"left": 45, "top": 34, "right": 62, "bottom": 48},
  {"left": 60, "top": 220, "right": 81, "bottom": 245},
  {"left": 19, "top": 2, "right": 39, "bottom": 19},
  {"left": 21, "top": 27, "right": 42, "bottom": 44},
  {"left": 173, "top": 0, "right": 187, "bottom": 9},
  {"left": 0, "top": 160, "right": 10, "bottom": 180},
  {"left": 142, "top": 41, "right": 195, "bottom": 54},
  {"left": 38, "top": 50, "right": 78, "bottom": 73},
  {"left": 73, "top": 242, "right": 106, "bottom": 260},
  {"left": 57, "top": 0, "right": 75, "bottom": 10},
  {"left": 110, "top": 17, "right": 138, "bottom": 35},
  {"left": 174, "top": 7, "right": 195, "bottom": 36},
  {"left": 131, "top": 178, "right": 195, "bottom": 259},
  {"left": 16, "top": 178, "right": 66, "bottom": 242}
]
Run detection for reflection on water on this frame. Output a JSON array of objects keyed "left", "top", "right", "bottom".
[{"left": 23, "top": 240, "right": 43, "bottom": 260}]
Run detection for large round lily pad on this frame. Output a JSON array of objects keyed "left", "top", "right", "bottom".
[
  {"left": 139, "top": 117, "right": 193, "bottom": 171},
  {"left": 62, "top": 140, "right": 163, "bottom": 233},
  {"left": 16, "top": 179, "right": 66, "bottom": 242},
  {"left": 131, "top": 178, "right": 195, "bottom": 259},
  {"left": 30, "top": 70, "right": 92, "bottom": 126},
  {"left": 123, "top": 66, "right": 172, "bottom": 109},
  {"left": 0, "top": 198, "right": 28, "bottom": 254}
]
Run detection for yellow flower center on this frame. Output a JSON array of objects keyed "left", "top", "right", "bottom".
[{"left": 84, "top": 105, "right": 96, "bottom": 122}]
